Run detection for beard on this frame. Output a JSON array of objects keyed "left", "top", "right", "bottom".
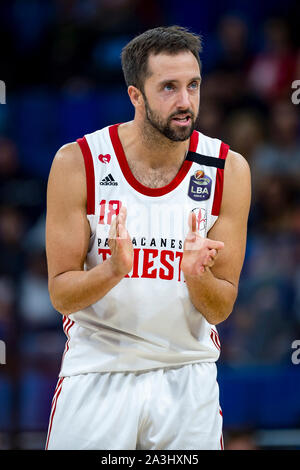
[{"left": 143, "top": 94, "right": 198, "bottom": 142}]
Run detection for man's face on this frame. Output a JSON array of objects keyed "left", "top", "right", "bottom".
[{"left": 141, "top": 51, "right": 201, "bottom": 142}]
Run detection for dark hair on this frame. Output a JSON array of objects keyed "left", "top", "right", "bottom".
[{"left": 121, "top": 26, "right": 202, "bottom": 92}]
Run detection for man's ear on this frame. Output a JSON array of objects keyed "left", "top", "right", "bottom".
[{"left": 128, "top": 85, "right": 144, "bottom": 109}]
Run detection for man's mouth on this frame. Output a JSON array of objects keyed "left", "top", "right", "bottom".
[{"left": 171, "top": 114, "right": 192, "bottom": 126}]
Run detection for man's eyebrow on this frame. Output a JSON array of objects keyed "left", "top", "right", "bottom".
[
  {"left": 189, "top": 76, "right": 202, "bottom": 83},
  {"left": 158, "top": 76, "right": 202, "bottom": 86}
]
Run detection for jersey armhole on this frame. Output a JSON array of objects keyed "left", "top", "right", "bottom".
[
  {"left": 211, "top": 142, "right": 230, "bottom": 216},
  {"left": 76, "top": 137, "right": 95, "bottom": 215}
]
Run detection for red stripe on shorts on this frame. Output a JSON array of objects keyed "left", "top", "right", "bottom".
[
  {"left": 45, "top": 377, "right": 64, "bottom": 449},
  {"left": 220, "top": 433, "right": 224, "bottom": 450}
]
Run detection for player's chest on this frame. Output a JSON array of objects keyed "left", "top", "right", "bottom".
[{"left": 127, "top": 161, "right": 181, "bottom": 188}]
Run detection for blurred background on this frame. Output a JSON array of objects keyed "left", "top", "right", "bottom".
[{"left": 0, "top": 0, "right": 300, "bottom": 450}]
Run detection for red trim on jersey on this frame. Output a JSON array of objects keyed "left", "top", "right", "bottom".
[
  {"left": 210, "top": 328, "right": 221, "bottom": 351},
  {"left": 77, "top": 136, "right": 95, "bottom": 214},
  {"left": 45, "top": 377, "right": 64, "bottom": 449},
  {"left": 59, "top": 316, "right": 75, "bottom": 376},
  {"left": 109, "top": 123, "right": 199, "bottom": 197},
  {"left": 211, "top": 142, "right": 230, "bottom": 216}
]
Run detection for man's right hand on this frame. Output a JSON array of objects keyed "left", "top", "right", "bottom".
[
  {"left": 108, "top": 206, "right": 134, "bottom": 277},
  {"left": 47, "top": 143, "right": 134, "bottom": 316}
]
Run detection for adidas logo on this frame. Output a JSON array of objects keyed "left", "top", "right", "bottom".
[{"left": 100, "top": 174, "right": 118, "bottom": 186}]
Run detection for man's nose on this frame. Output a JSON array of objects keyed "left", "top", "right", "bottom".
[{"left": 176, "top": 88, "right": 190, "bottom": 109}]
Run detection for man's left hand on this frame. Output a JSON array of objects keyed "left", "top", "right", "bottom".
[{"left": 181, "top": 212, "right": 225, "bottom": 277}]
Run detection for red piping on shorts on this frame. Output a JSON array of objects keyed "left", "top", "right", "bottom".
[{"left": 45, "top": 377, "right": 64, "bottom": 449}]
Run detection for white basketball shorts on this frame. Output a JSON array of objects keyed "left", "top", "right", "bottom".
[{"left": 46, "top": 362, "right": 223, "bottom": 450}]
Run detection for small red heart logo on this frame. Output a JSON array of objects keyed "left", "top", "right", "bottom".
[{"left": 98, "top": 154, "right": 111, "bottom": 164}]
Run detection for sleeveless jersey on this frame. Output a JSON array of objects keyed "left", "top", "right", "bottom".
[{"left": 59, "top": 123, "right": 229, "bottom": 376}]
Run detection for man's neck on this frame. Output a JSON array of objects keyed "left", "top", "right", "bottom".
[{"left": 118, "top": 120, "right": 190, "bottom": 170}]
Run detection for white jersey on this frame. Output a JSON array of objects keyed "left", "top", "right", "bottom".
[{"left": 59, "top": 123, "right": 229, "bottom": 377}]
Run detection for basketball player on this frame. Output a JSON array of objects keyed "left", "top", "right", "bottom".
[{"left": 45, "top": 26, "right": 251, "bottom": 450}]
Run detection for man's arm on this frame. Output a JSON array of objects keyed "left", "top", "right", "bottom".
[
  {"left": 181, "top": 150, "right": 251, "bottom": 325},
  {"left": 46, "top": 143, "right": 133, "bottom": 316}
]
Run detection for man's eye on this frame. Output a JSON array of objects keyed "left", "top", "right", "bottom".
[
  {"left": 189, "top": 82, "right": 199, "bottom": 89},
  {"left": 164, "top": 84, "right": 174, "bottom": 91}
]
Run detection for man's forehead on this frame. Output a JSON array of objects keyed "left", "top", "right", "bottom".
[{"left": 147, "top": 50, "right": 200, "bottom": 78}]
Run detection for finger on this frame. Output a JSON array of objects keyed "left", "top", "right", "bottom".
[
  {"left": 117, "top": 206, "right": 128, "bottom": 239},
  {"left": 207, "top": 239, "right": 224, "bottom": 251},
  {"left": 113, "top": 205, "right": 125, "bottom": 238},
  {"left": 188, "top": 211, "right": 197, "bottom": 233},
  {"left": 118, "top": 222, "right": 129, "bottom": 240},
  {"left": 202, "top": 256, "right": 212, "bottom": 267},
  {"left": 185, "top": 232, "right": 196, "bottom": 244},
  {"left": 201, "top": 249, "right": 217, "bottom": 267},
  {"left": 206, "top": 256, "right": 216, "bottom": 268},
  {"left": 118, "top": 205, "right": 127, "bottom": 222},
  {"left": 198, "top": 264, "right": 205, "bottom": 274},
  {"left": 109, "top": 214, "right": 117, "bottom": 239},
  {"left": 209, "top": 249, "right": 218, "bottom": 259},
  {"left": 116, "top": 214, "right": 120, "bottom": 238}
]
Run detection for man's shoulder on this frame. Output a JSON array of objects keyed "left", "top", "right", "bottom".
[
  {"left": 52, "top": 141, "right": 83, "bottom": 173},
  {"left": 53, "top": 124, "right": 116, "bottom": 168},
  {"left": 221, "top": 149, "right": 251, "bottom": 213},
  {"left": 47, "top": 141, "right": 87, "bottom": 205},
  {"left": 226, "top": 149, "right": 251, "bottom": 177}
]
